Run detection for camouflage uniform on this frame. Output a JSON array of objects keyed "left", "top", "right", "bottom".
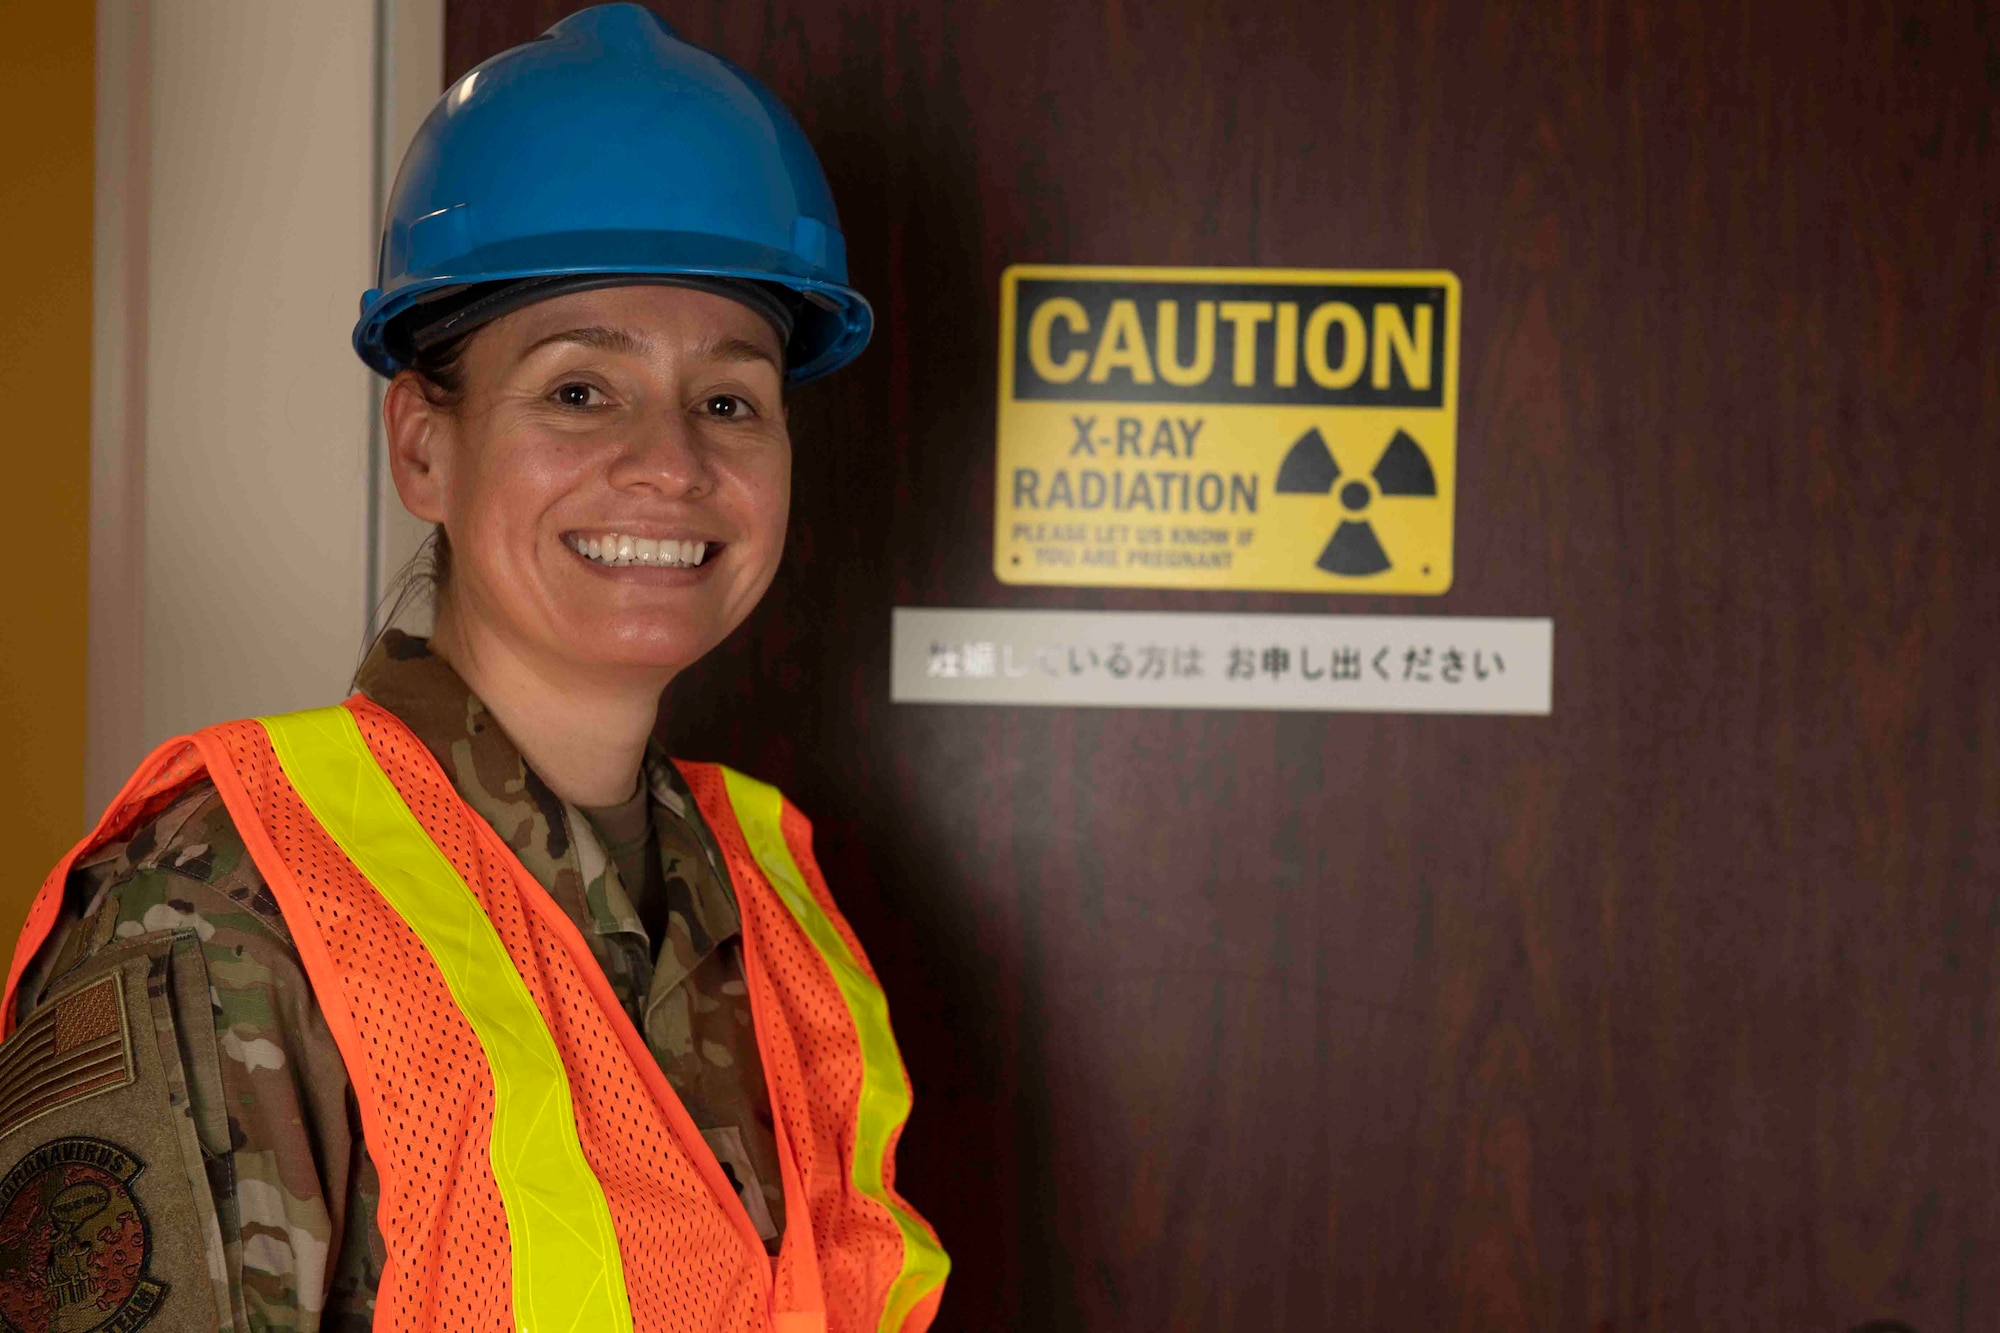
[{"left": 0, "top": 630, "right": 783, "bottom": 1331}]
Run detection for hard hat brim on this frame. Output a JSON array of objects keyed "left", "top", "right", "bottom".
[{"left": 354, "top": 229, "right": 872, "bottom": 385}]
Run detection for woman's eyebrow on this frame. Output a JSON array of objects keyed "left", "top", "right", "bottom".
[
  {"left": 689, "top": 333, "right": 781, "bottom": 370},
  {"left": 516, "top": 327, "right": 778, "bottom": 370},
  {"left": 519, "top": 325, "right": 650, "bottom": 358}
]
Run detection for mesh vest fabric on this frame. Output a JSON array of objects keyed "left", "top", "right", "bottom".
[
  {"left": 682, "top": 766, "right": 947, "bottom": 1333},
  {"left": 4, "top": 698, "right": 946, "bottom": 1332}
]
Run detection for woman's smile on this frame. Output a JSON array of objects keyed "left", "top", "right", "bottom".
[{"left": 562, "top": 529, "right": 725, "bottom": 577}]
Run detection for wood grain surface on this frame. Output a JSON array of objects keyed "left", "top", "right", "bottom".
[{"left": 449, "top": 4, "right": 2000, "bottom": 1328}]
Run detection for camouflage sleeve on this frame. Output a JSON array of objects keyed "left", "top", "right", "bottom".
[{"left": 2, "top": 782, "right": 382, "bottom": 1331}]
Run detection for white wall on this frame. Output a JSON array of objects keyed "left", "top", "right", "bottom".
[
  {"left": 87, "top": 0, "right": 442, "bottom": 819},
  {"left": 141, "top": 1, "right": 375, "bottom": 739},
  {"left": 372, "top": 0, "right": 448, "bottom": 626}
]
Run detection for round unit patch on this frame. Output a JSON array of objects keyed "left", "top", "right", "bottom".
[{"left": 0, "top": 1138, "right": 166, "bottom": 1333}]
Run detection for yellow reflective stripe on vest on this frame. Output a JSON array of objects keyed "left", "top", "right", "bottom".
[
  {"left": 721, "top": 768, "right": 951, "bottom": 1332},
  {"left": 260, "top": 706, "right": 632, "bottom": 1333}
]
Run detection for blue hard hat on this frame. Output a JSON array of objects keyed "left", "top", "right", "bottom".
[{"left": 353, "top": 3, "right": 870, "bottom": 384}]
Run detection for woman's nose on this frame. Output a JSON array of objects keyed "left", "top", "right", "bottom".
[{"left": 608, "top": 411, "right": 712, "bottom": 496}]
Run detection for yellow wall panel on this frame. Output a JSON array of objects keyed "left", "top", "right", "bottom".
[{"left": 0, "top": 7, "right": 93, "bottom": 934}]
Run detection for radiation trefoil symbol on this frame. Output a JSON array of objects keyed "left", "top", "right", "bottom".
[{"left": 1274, "top": 426, "right": 1439, "bottom": 576}]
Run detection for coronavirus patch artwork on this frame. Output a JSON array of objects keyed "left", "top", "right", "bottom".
[
  {"left": 993, "top": 265, "right": 1461, "bottom": 594},
  {"left": 0, "top": 1137, "right": 165, "bottom": 1333}
]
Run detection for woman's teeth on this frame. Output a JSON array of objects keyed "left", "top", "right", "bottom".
[{"left": 567, "top": 533, "right": 709, "bottom": 568}]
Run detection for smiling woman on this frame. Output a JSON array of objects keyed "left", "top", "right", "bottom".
[
  {"left": 383, "top": 285, "right": 797, "bottom": 807},
  {"left": 0, "top": 6, "right": 946, "bottom": 1331}
]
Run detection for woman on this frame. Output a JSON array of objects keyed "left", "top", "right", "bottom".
[{"left": 0, "top": 7, "right": 945, "bottom": 1331}]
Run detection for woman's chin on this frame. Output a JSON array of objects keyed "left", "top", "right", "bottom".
[{"left": 545, "top": 621, "right": 722, "bottom": 679}]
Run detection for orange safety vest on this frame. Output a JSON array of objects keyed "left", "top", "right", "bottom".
[{"left": 3, "top": 698, "right": 948, "bottom": 1332}]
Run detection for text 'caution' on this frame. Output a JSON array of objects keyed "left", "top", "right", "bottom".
[{"left": 994, "top": 264, "right": 1461, "bottom": 594}]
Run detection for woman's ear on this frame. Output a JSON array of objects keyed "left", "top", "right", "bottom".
[{"left": 384, "top": 371, "right": 450, "bottom": 523}]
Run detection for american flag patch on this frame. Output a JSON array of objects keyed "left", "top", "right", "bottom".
[{"left": 0, "top": 975, "right": 131, "bottom": 1141}]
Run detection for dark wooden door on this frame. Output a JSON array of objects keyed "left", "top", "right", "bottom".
[{"left": 448, "top": 5, "right": 1999, "bottom": 1328}]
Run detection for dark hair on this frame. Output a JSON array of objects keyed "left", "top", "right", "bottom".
[
  {"left": 407, "top": 323, "right": 474, "bottom": 412},
  {"left": 362, "top": 526, "right": 448, "bottom": 652}
]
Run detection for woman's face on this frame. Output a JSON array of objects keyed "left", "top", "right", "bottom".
[{"left": 386, "top": 284, "right": 791, "bottom": 682}]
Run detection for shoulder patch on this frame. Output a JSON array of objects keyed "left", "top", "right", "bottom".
[
  {"left": 0, "top": 977, "right": 132, "bottom": 1144},
  {"left": 0, "top": 1136, "right": 167, "bottom": 1331}
]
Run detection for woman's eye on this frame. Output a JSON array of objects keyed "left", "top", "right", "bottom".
[
  {"left": 553, "top": 382, "right": 602, "bottom": 408},
  {"left": 703, "top": 394, "right": 750, "bottom": 419}
]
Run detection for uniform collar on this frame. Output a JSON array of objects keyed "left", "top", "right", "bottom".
[{"left": 352, "top": 629, "right": 740, "bottom": 961}]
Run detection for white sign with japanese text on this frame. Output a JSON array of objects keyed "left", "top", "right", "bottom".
[{"left": 891, "top": 608, "right": 1551, "bottom": 714}]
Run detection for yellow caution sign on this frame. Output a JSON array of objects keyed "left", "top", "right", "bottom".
[{"left": 993, "top": 264, "right": 1461, "bottom": 594}]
